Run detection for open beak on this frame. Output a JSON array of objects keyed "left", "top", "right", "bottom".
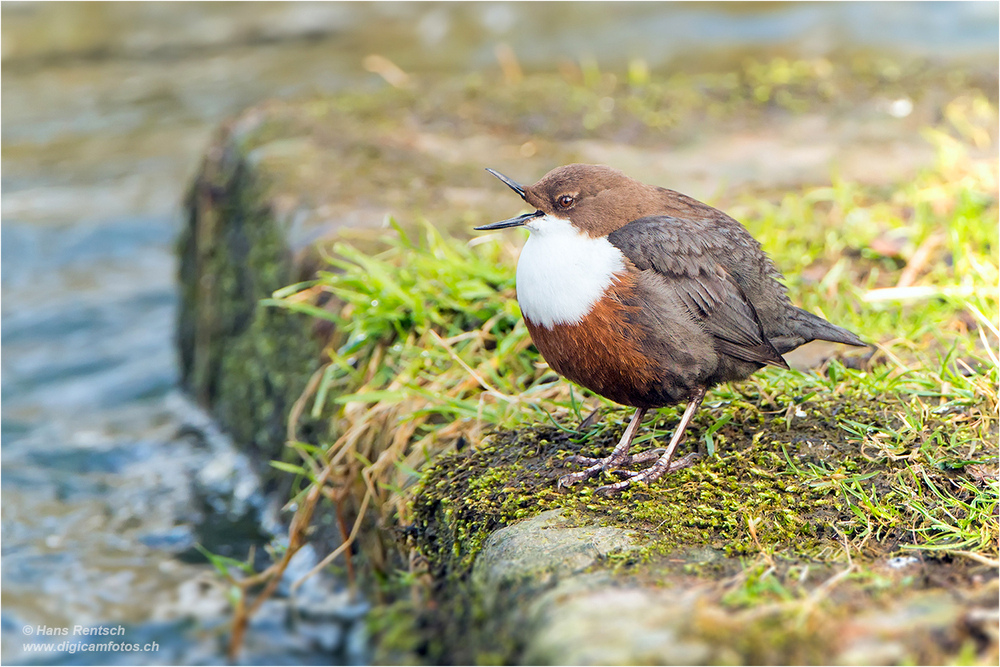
[
  {"left": 485, "top": 168, "right": 527, "bottom": 200},
  {"left": 476, "top": 167, "right": 542, "bottom": 231},
  {"left": 474, "top": 209, "right": 543, "bottom": 231}
]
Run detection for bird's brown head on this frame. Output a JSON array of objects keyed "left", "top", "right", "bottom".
[{"left": 476, "top": 164, "right": 663, "bottom": 237}]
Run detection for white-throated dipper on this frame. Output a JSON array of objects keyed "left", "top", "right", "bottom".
[{"left": 476, "top": 164, "right": 866, "bottom": 494}]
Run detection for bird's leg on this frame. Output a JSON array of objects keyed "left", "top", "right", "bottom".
[
  {"left": 595, "top": 386, "right": 707, "bottom": 496},
  {"left": 558, "top": 407, "right": 647, "bottom": 487}
]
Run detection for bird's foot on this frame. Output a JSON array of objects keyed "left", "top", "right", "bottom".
[
  {"left": 557, "top": 449, "right": 699, "bottom": 489},
  {"left": 557, "top": 448, "right": 642, "bottom": 488},
  {"left": 563, "top": 448, "right": 666, "bottom": 468},
  {"left": 558, "top": 408, "right": 649, "bottom": 489},
  {"left": 594, "top": 452, "right": 700, "bottom": 496}
]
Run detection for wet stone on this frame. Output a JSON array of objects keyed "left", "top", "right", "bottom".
[
  {"left": 523, "top": 585, "right": 711, "bottom": 666},
  {"left": 471, "top": 509, "right": 639, "bottom": 593},
  {"left": 470, "top": 510, "right": 717, "bottom": 665}
]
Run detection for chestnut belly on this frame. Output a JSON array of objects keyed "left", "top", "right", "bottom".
[{"left": 525, "top": 306, "right": 691, "bottom": 409}]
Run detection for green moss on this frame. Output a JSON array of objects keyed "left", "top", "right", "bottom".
[
  {"left": 407, "top": 390, "right": 994, "bottom": 571},
  {"left": 177, "top": 127, "right": 326, "bottom": 477},
  {"left": 399, "top": 385, "right": 994, "bottom": 663}
]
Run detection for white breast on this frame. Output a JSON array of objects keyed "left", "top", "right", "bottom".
[{"left": 515, "top": 214, "right": 627, "bottom": 328}]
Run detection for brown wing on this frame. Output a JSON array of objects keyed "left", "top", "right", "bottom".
[{"left": 608, "top": 216, "right": 788, "bottom": 368}]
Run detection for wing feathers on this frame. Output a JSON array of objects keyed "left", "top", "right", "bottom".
[{"left": 608, "top": 217, "right": 787, "bottom": 368}]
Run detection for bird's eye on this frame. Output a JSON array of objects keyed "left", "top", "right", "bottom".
[{"left": 557, "top": 195, "right": 575, "bottom": 209}]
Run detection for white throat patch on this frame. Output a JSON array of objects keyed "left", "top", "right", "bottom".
[{"left": 515, "top": 214, "right": 627, "bottom": 328}]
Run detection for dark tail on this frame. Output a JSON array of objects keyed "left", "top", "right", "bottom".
[{"left": 771, "top": 307, "right": 868, "bottom": 355}]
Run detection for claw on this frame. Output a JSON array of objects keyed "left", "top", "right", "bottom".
[
  {"left": 594, "top": 452, "right": 701, "bottom": 495},
  {"left": 566, "top": 447, "right": 666, "bottom": 468}
]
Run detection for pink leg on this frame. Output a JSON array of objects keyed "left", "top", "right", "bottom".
[{"left": 595, "top": 387, "right": 706, "bottom": 495}]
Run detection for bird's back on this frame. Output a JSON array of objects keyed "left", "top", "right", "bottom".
[{"left": 617, "top": 189, "right": 866, "bottom": 356}]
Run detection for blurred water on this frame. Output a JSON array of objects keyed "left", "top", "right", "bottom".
[{"left": 1, "top": 2, "right": 995, "bottom": 664}]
